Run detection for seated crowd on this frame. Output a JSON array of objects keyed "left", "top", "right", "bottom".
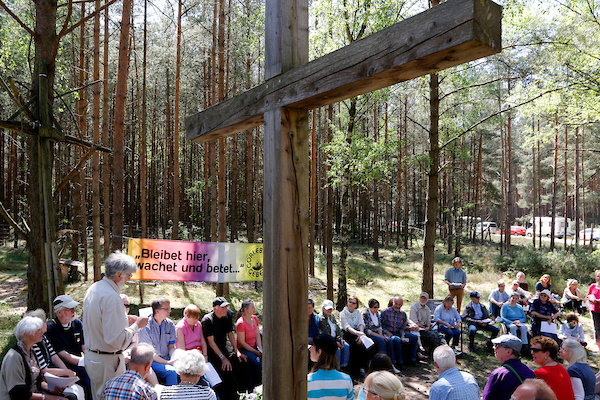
[{"left": 2, "top": 251, "right": 600, "bottom": 400}]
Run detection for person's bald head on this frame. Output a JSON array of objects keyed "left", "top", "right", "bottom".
[{"left": 510, "top": 379, "right": 557, "bottom": 400}]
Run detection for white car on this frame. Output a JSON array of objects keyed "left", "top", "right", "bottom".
[
  {"left": 579, "top": 228, "right": 600, "bottom": 241},
  {"left": 474, "top": 221, "right": 497, "bottom": 234}
]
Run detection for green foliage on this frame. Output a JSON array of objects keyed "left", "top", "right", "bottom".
[{"left": 494, "top": 246, "right": 600, "bottom": 289}]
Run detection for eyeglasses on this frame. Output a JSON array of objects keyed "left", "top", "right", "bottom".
[
  {"left": 530, "top": 348, "right": 544, "bottom": 352},
  {"left": 160, "top": 307, "right": 172, "bottom": 311},
  {"left": 361, "top": 386, "right": 379, "bottom": 397},
  {"left": 348, "top": 301, "right": 357, "bottom": 305},
  {"left": 124, "top": 304, "right": 131, "bottom": 308}
]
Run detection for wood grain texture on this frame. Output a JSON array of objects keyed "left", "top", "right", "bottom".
[
  {"left": 186, "top": 0, "right": 502, "bottom": 142},
  {"left": 263, "top": 107, "right": 310, "bottom": 400}
]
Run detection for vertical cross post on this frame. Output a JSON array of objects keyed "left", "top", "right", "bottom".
[{"left": 262, "top": 0, "right": 310, "bottom": 398}]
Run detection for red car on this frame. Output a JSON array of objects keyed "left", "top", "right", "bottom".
[
  {"left": 510, "top": 225, "right": 526, "bottom": 235},
  {"left": 500, "top": 226, "right": 526, "bottom": 235}
]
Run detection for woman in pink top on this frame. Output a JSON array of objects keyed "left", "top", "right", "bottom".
[
  {"left": 176, "top": 304, "right": 207, "bottom": 355},
  {"left": 587, "top": 270, "right": 600, "bottom": 350},
  {"left": 236, "top": 299, "right": 262, "bottom": 387}
]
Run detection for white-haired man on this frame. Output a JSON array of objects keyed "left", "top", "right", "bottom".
[
  {"left": 46, "top": 294, "right": 91, "bottom": 399},
  {"left": 83, "top": 251, "right": 149, "bottom": 400},
  {"left": 102, "top": 343, "right": 157, "bottom": 400},
  {"left": 430, "top": 345, "right": 479, "bottom": 399}
]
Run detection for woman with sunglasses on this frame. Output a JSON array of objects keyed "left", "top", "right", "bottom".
[
  {"left": 340, "top": 295, "right": 371, "bottom": 379},
  {"left": 362, "top": 371, "right": 405, "bottom": 400},
  {"left": 530, "top": 336, "right": 574, "bottom": 400}
]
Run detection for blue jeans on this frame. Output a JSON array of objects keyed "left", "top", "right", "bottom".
[
  {"left": 335, "top": 341, "right": 350, "bottom": 368},
  {"left": 404, "top": 332, "right": 419, "bottom": 362},
  {"left": 388, "top": 335, "right": 403, "bottom": 365},
  {"left": 239, "top": 348, "right": 262, "bottom": 387},
  {"left": 439, "top": 324, "right": 461, "bottom": 347},
  {"left": 151, "top": 361, "right": 178, "bottom": 386},
  {"left": 369, "top": 334, "right": 394, "bottom": 362}
]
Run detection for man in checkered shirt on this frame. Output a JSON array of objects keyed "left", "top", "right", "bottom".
[{"left": 102, "top": 343, "right": 157, "bottom": 400}]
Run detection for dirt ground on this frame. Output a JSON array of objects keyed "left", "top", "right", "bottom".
[
  {"left": 351, "top": 358, "right": 447, "bottom": 399},
  {"left": 0, "top": 275, "right": 27, "bottom": 315}
]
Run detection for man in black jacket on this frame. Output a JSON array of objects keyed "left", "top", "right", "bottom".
[{"left": 463, "top": 291, "right": 499, "bottom": 351}]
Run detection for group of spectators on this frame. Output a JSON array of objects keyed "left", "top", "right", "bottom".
[
  {"left": 0, "top": 251, "right": 262, "bottom": 400},
  {"left": 309, "top": 294, "right": 448, "bottom": 380},
  {"left": 4, "top": 250, "right": 600, "bottom": 400}
]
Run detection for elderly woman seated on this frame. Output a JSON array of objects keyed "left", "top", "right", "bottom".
[
  {"left": 0, "top": 316, "right": 74, "bottom": 400},
  {"left": 159, "top": 349, "right": 216, "bottom": 399}
]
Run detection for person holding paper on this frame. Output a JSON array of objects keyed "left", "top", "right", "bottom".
[
  {"left": 587, "top": 270, "right": 600, "bottom": 352},
  {"left": 45, "top": 295, "right": 91, "bottom": 400},
  {"left": 201, "top": 297, "right": 249, "bottom": 400},
  {"left": 530, "top": 336, "right": 575, "bottom": 400},
  {"left": 101, "top": 343, "right": 157, "bottom": 400},
  {"left": 138, "top": 297, "right": 179, "bottom": 386},
  {"left": 463, "top": 291, "right": 499, "bottom": 352},
  {"left": 500, "top": 293, "right": 529, "bottom": 350},
  {"left": 380, "top": 297, "right": 419, "bottom": 369},
  {"left": 530, "top": 290, "right": 560, "bottom": 341},
  {"left": 82, "top": 251, "right": 149, "bottom": 400},
  {"left": 25, "top": 309, "right": 84, "bottom": 400},
  {"left": 444, "top": 257, "right": 467, "bottom": 313},
  {"left": 0, "top": 316, "right": 71, "bottom": 400},
  {"left": 235, "top": 299, "right": 262, "bottom": 389},
  {"left": 340, "top": 295, "right": 374, "bottom": 378},
  {"left": 159, "top": 350, "right": 216, "bottom": 400}
]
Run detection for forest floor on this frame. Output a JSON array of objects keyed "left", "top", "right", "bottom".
[{"left": 1, "top": 237, "right": 599, "bottom": 398}]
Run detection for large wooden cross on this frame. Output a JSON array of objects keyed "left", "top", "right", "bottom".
[{"left": 186, "top": 0, "right": 501, "bottom": 397}]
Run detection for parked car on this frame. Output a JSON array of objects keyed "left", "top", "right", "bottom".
[
  {"left": 474, "top": 221, "right": 498, "bottom": 234},
  {"left": 511, "top": 225, "right": 526, "bottom": 236},
  {"left": 501, "top": 225, "right": 526, "bottom": 236},
  {"left": 579, "top": 228, "right": 600, "bottom": 241}
]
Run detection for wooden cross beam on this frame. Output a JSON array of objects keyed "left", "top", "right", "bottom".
[
  {"left": 186, "top": 0, "right": 501, "bottom": 143},
  {"left": 186, "top": 0, "right": 500, "bottom": 398}
]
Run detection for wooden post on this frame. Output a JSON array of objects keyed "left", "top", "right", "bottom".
[{"left": 263, "top": 0, "right": 309, "bottom": 398}]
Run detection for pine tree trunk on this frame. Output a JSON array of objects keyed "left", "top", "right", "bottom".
[
  {"left": 574, "top": 127, "right": 580, "bottom": 247},
  {"left": 337, "top": 98, "right": 356, "bottom": 310},
  {"left": 172, "top": 0, "right": 182, "bottom": 240},
  {"left": 550, "top": 113, "right": 558, "bottom": 251},
  {"left": 110, "top": 0, "right": 133, "bottom": 251},
  {"left": 422, "top": 71, "right": 439, "bottom": 297},
  {"left": 309, "top": 110, "right": 317, "bottom": 276},
  {"left": 326, "top": 105, "right": 334, "bottom": 299}
]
